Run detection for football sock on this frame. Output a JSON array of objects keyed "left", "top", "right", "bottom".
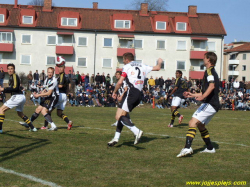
[
  {"left": 0, "top": 114, "right": 5, "bottom": 131},
  {"left": 30, "top": 112, "right": 39, "bottom": 122},
  {"left": 22, "top": 115, "right": 34, "bottom": 129},
  {"left": 200, "top": 128, "right": 214, "bottom": 150},
  {"left": 44, "top": 114, "right": 56, "bottom": 128},
  {"left": 173, "top": 109, "right": 181, "bottom": 118},
  {"left": 44, "top": 120, "right": 48, "bottom": 127},
  {"left": 185, "top": 127, "right": 196, "bottom": 149},
  {"left": 170, "top": 115, "right": 175, "bottom": 124},
  {"left": 61, "top": 114, "right": 70, "bottom": 124},
  {"left": 119, "top": 116, "right": 139, "bottom": 135}
]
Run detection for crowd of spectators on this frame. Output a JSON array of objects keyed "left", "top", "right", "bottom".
[{"left": 24, "top": 69, "right": 250, "bottom": 111}]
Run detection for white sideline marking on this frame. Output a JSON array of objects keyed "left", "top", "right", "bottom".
[
  {"left": 5, "top": 119, "right": 250, "bottom": 147},
  {"left": 0, "top": 167, "right": 62, "bottom": 187}
]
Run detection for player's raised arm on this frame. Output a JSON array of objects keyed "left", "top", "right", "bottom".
[{"left": 152, "top": 58, "right": 163, "bottom": 71}]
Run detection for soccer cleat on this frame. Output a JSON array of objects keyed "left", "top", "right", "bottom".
[
  {"left": 177, "top": 148, "right": 193, "bottom": 158},
  {"left": 0, "top": 130, "right": 3, "bottom": 134},
  {"left": 134, "top": 130, "right": 143, "bottom": 145},
  {"left": 168, "top": 123, "right": 173, "bottom": 128},
  {"left": 48, "top": 127, "right": 58, "bottom": 131},
  {"left": 178, "top": 115, "right": 184, "bottom": 124},
  {"left": 67, "top": 121, "right": 73, "bottom": 130},
  {"left": 107, "top": 138, "right": 118, "bottom": 147},
  {"left": 40, "top": 126, "right": 48, "bottom": 130},
  {"left": 111, "top": 122, "right": 117, "bottom": 127},
  {"left": 200, "top": 148, "right": 216, "bottom": 153},
  {"left": 19, "top": 122, "right": 29, "bottom": 128},
  {"left": 29, "top": 128, "right": 38, "bottom": 132}
]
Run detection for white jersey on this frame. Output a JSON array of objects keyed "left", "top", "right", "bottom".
[
  {"left": 43, "top": 76, "right": 59, "bottom": 98},
  {"left": 122, "top": 61, "right": 153, "bottom": 91}
]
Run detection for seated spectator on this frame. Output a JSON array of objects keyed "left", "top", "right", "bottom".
[
  {"left": 30, "top": 82, "right": 37, "bottom": 93},
  {"left": 82, "top": 93, "right": 89, "bottom": 107},
  {"left": 69, "top": 93, "right": 77, "bottom": 106},
  {"left": 88, "top": 94, "right": 94, "bottom": 107},
  {"left": 30, "top": 91, "right": 41, "bottom": 106},
  {"left": 156, "top": 97, "right": 164, "bottom": 109}
]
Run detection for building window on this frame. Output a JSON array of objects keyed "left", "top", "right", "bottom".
[
  {"left": 177, "top": 22, "right": 186, "bottom": 31},
  {"left": 58, "top": 35, "right": 73, "bottom": 45},
  {"left": 103, "top": 58, "right": 112, "bottom": 67},
  {"left": 0, "top": 32, "right": 12, "bottom": 43},
  {"left": 156, "top": 21, "right": 166, "bottom": 30},
  {"left": 23, "top": 16, "right": 33, "bottom": 24},
  {"left": 200, "top": 61, "right": 205, "bottom": 70},
  {"left": 0, "top": 14, "right": 4, "bottom": 23},
  {"left": 207, "top": 42, "right": 215, "bottom": 51},
  {"left": 157, "top": 40, "right": 166, "bottom": 49},
  {"left": 242, "top": 65, "right": 246, "bottom": 71},
  {"left": 22, "top": 35, "right": 31, "bottom": 44},
  {"left": 104, "top": 38, "right": 112, "bottom": 47},
  {"left": 230, "top": 54, "right": 237, "bottom": 60},
  {"left": 242, "top": 76, "right": 246, "bottom": 82},
  {"left": 61, "top": 18, "right": 77, "bottom": 26},
  {"left": 21, "top": 55, "right": 31, "bottom": 64},
  {"left": 47, "top": 36, "right": 56, "bottom": 45},
  {"left": 229, "top": 65, "right": 236, "bottom": 71},
  {"left": 177, "top": 61, "right": 185, "bottom": 70},
  {"left": 0, "top": 54, "right": 2, "bottom": 63},
  {"left": 78, "top": 57, "right": 87, "bottom": 67},
  {"left": 119, "top": 38, "right": 133, "bottom": 48},
  {"left": 47, "top": 56, "right": 56, "bottom": 65},
  {"left": 156, "top": 60, "right": 165, "bottom": 69},
  {"left": 243, "top": 54, "right": 246, "bottom": 60},
  {"left": 177, "top": 41, "right": 186, "bottom": 50},
  {"left": 78, "top": 37, "right": 87, "bottom": 46},
  {"left": 115, "top": 20, "right": 131, "bottom": 29},
  {"left": 134, "top": 39, "right": 143, "bottom": 49}
]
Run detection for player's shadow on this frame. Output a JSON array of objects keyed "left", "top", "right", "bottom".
[
  {"left": 176, "top": 123, "right": 189, "bottom": 128},
  {"left": 0, "top": 133, "right": 50, "bottom": 163},
  {"left": 115, "top": 136, "right": 169, "bottom": 150}
]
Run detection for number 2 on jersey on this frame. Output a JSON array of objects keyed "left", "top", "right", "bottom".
[{"left": 135, "top": 67, "right": 141, "bottom": 79}]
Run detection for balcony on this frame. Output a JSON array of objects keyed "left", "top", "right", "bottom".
[
  {"left": 190, "top": 51, "right": 207, "bottom": 59},
  {"left": 228, "top": 60, "right": 239, "bottom": 65},
  {"left": 56, "top": 46, "right": 74, "bottom": 55},
  {"left": 0, "top": 43, "right": 14, "bottom": 52},
  {"left": 117, "top": 48, "right": 135, "bottom": 56},
  {"left": 228, "top": 71, "right": 239, "bottom": 76}
]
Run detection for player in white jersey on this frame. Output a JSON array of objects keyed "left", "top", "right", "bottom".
[
  {"left": 26, "top": 67, "right": 59, "bottom": 131},
  {"left": 111, "top": 71, "right": 129, "bottom": 127},
  {"left": 108, "top": 52, "right": 163, "bottom": 146}
]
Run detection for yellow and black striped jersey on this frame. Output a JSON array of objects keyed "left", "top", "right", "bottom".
[
  {"left": 174, "top": 77, "right": 188, "bottom": 99},
  {"left": 4, "top": 73, "right": 22, "bottom": 95}
]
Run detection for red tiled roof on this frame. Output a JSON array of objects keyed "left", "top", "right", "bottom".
[
  {"left": 0, "top": 4, "right": 226, "bottom": 36},
  {"left": 224, "top": 43, "right": 250, "bottom": 53}
]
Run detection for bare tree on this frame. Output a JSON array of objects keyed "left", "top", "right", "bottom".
[
  {"left": 130, "top": 0, "right": 168, "bottom": 11},
  {"left": 28, "top": 0, "right": 55, "bottom": 6}
]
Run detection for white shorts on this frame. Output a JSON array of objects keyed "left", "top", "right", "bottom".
[
  {"left": 171, "top": 96, "right": 185, "bottom": 107},
  {"left": 192, "top": 103, "right": 217, "bottom": 125},
  {"left": 4, "top": 94, "right": 26, "bottom": 112},
  {"left": 55, "top": 93, "right": 67, "bottom": 110}
]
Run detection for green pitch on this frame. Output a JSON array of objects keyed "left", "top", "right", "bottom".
[{"left": 0, "top": 106, "right": 249, "bottom": 186}]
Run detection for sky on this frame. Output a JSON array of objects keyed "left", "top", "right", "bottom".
[{"left": 1, "top": 0, "right": 249, "bottom": 44}]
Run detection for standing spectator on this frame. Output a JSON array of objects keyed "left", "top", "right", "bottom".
[
  {"left": 222, "top": 79, "right": 226, "bottom": 92},
  {"left": 158, "top": 76, "right": 164, "bottom": 89},
  {"left": 144, "top": 77, "right": 148, "bottom": 87},
  {"left": 39, "top": 70, "right": 46, "bottom": 85},
  {"left": 219, "top": 78, "right": 222, "bottom": 91},
  {"left": 95, "top": 73, "right": 101, "bottom": 86},
  {"left": 0, "top": 67, "right": 5, "bottom": 87},
  {"left": 90, "top": 74, "right": 95, "bottom": 85},
  {"left": 148, "top": 76, "right": 155, "bottom": 90},
  {"left": 68, "top": 70, "right": 73, "bottom": 81},
  {"left": 33, "top": 70, "right": 39, "bottom": 86},
  {"left": 155, "top": 77, "right": 159, "bottom": 87},
  {"left": 76, "top": 71, "right": 81, "bottom": 85},
  {"left": 106, "top": 74, "right": 111, "bottom": 89},
  {"left": 85, "top": 73, "right": 90, "bottom": 86},
  {"left": 245, "top": 81, "right": 250, "bottom": 94},
  {"left": 233, "top": 79, "right": 240, "bottom": 90},
  {"left": 239, "top": 81, "right": 244, "bottom": 92},
  {"left": 112, "top": 73, "right": 118, "bottom": 86},
  {"left": 165, "top": 78, "right": 171, "bottom": 92},
  {"left": 27, "top": 71, "right": 33, "bottom": 90},
  {"left": 101, "top": 72, "right": 106, "bottom": 87},
  {"left": 187, "top": 77, "right": 193, "bottom": 90},
  {"left": 81, "top": 73, "right": 85, "bottom": 84}
]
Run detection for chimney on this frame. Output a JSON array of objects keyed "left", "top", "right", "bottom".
[
  {"left": 188, "top": 5, "right": 197, "bottom": 16},
  {"left": 14, "top": 0, "right": 18, "bottom": 8},
  {"left": 43, "top": 0, "right": 52, "bottom": 12},
  {"left": 140, "top": 3, "right": 148, "bottom": 15},
  {"left": 93, "top": 2, "right": 98, "bottom": 9}
]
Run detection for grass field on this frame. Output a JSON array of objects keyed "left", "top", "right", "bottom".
[{"left": 0, "top": 106, "right": 249, "bottom": 187}]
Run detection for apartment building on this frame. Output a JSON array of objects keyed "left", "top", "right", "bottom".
[
  {"left": 224, "top": 42, "right": 250, "bottom": 81},
  {"left": 0, "top": 0, "right": 226, "bottom": 82}
]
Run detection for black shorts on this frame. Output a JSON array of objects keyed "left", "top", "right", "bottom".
[
  {"left": 120, "top": 87, "right": 141, "bottom": 112},
  {"left": 40, "top": 96, "right": 59, "bottom": 111}
]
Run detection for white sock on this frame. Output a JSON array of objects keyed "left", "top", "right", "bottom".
[
  {"left": 130, "top": 126, "right": 140, "bottom": 136},
  {"left": 115, "top": 121, "right": 118, "bottom": 125},
  {"left": 50, "top": 122, "right": 57, "bottom": 128},
  {"left": 114, "top": 132, "right": 120, "bottom": 140}
]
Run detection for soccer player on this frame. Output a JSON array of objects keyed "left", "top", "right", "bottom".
[
  {"left": 167, "top": 70, "right": 187, "bottom": 127},
  {"left": 28, "top": 67, "right": 59, "bottom": 131},
  {"left": 107, "top": 53, "right": 163, "bottom": 146},
  {"left": 177, "top": 52, "right": 219, "bottom": 157},
  {"left": 41, "top": 56, "right": 73, "bottom": 130},
  {"left": 0, "top": 63, "right": 37, "bottom": 133},
  {"left": 111, "top": 71, "right": 128, "bottom": 127}
]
